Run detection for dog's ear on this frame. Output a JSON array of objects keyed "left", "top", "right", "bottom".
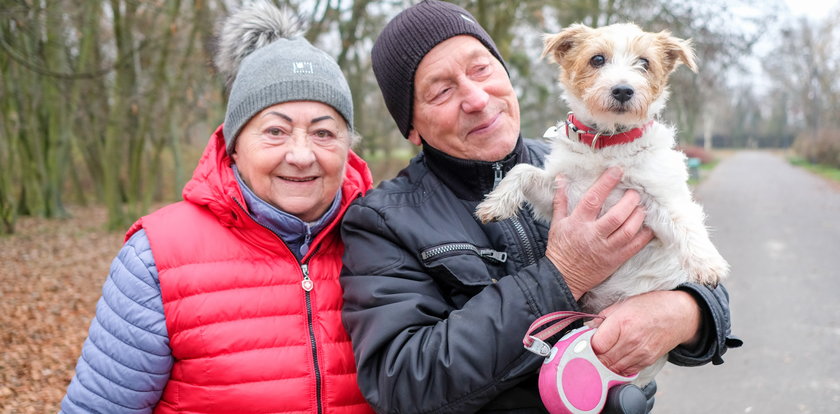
[
  {"left": 542, "top": 24, "right": 591, "bottom": 65},
  {"left": 657, "top": 31, "right": 697, "bottom": 74}
]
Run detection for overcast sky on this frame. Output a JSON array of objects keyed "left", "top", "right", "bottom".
[{"left": 784, "top": 0, "right": 838, "bottom": 19}]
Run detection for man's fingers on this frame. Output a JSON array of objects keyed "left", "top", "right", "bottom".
[
  {"left": 575, "top": 167, "right": 623, "bottom": 221},
  {"left": 607, "top": 204, "right": 647, "bottom": 244},
  {"left": 624, "top": 225, "right": 655, "bottom": 255},
  {"left": 595, "top": 189, "right": 642, "bottom": 238}
]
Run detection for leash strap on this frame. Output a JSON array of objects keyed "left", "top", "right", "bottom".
[{"left": 523, "top": 311, "right": 603, "bottom": 356}]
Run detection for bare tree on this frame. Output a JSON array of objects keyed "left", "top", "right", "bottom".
[
  {"left": 1, "top": 0, "right": 825, "bottom": 235},
  {"left": 764, "top": 9, "right": 840, "bottom": 165},
  {"left": 0, "top": 0, "right": 222, "bottom": 233}
]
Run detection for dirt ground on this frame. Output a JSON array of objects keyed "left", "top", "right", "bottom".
[{"left": 0, "top": 206, "right": 123, "bottom": 413}]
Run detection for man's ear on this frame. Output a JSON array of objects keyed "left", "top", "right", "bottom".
[{"left": 407, "top": 129, "right": 422, "bottom": 146}]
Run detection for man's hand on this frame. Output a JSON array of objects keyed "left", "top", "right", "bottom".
[
  {"left": 587, "top": 290, "right": 703, "bottom": 376},
  {"left": 545, "top": 167, "right": 654, "bottom": 299}
]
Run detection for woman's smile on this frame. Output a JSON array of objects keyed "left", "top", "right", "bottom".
[{"left": 279, "top": 175, "right": 318, "bottom": 183}]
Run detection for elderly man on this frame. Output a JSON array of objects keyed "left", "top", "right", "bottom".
[{"left": 340, "top": 1, "right": 740, "bottom": 413}]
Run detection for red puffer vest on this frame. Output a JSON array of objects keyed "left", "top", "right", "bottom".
[{"left": 127, "top": 126, "right": 374, "bottom": 413}]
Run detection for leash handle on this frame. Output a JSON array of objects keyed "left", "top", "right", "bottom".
[{"left": 523, "top": 311, "right": 603, "bottom": 356}]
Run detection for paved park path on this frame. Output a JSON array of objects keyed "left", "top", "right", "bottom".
[{"left": 654, "top": 151, "right": 840, "bottom": 413}]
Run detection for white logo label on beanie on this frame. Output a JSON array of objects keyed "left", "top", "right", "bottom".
[
  {"left": 293, "top": 61, "right": 314, "bottom": 74},
  {"left": 459, "top": 14, "right": 476, "bottom": 25}
]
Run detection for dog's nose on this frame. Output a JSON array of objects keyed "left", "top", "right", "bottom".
[{"left": 611, "top": 85, "right": 634, "bottom": 103}]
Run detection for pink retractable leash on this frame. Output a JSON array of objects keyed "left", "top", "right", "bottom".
[{"left": 523, "top": 311, "right": 638, "bottom": 414}]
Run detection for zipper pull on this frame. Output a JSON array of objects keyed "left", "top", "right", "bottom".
[
  {"left": 479, "top": 249, "right": 508, "bottom": 263},
  {"left": 301, "top": 263, "right": 313, "bottom": 291},
  {"left": 300, "top": 224, "right": 312, "bottom": 257},
  {"left": 492, "top": 162, "right": 503, "bottom": 189}
]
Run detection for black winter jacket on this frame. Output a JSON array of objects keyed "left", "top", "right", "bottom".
[{"left": 340, "top": 138, "right": 739, "bottom": 413}]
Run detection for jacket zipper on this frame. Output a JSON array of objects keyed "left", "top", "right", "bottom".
[
  {"left": 301, "top": 263, "right": 323, "bottom": 414},
  {"left": 231, "top": 196, "right": 324, "bottom": 413},
  {"left": 509, "top": 214, "right": 537, "bottom": 266},
  {"left": 420, "top": 242, "right": 508, "bottom": 264},
  {"left": 492, "top": 162, "right": 504, "bottom": 188},
  {"left": 491, "top": 162, "right": 537, "bottom": 267}
]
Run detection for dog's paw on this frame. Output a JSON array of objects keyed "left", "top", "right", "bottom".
[
  {"left": 475, "top": 199, "right": 515, "bottom": 223},
  {"left": 475, "top": 197, "right": 519, "bottom": 223},
  {"left": 686, "top": 253, "right": 729, "bottom": 286}
]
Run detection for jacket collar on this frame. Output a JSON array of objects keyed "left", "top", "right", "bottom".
[
  {"left": 233, "top": 165, "right": 342, "bottom": 260},
  {"left": 422, "top": 136, "right": 528, "bottom": 201}
]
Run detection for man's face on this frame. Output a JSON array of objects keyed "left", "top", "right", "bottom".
[{"left": 409, "top": 35, "right": 520, "bottom": 162}]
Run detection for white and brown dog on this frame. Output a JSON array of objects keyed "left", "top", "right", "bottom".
[{"left": 475, "top": 23, "right": 728, "bottom": 386}]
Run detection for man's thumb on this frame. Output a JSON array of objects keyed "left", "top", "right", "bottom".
[{"left": 590, "top": 321, "right": 620, "bottom": 356}]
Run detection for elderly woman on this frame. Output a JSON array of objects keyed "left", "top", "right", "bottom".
[{"left": 60, "top": 3, "right": 373, "bottom": 413}]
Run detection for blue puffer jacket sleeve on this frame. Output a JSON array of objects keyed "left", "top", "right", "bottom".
[{"left": 60, "top": 229, "right": 172, "bottom": 413}]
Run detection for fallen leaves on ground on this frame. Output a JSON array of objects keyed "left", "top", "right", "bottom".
[{"left": 1, "top": 206, "right": 123, "bottom": 413}]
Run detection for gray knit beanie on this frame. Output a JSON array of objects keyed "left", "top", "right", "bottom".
[
  {"left": 215, "top": 1, "right": 353, "bottom": 153},
  {"left": 371, "top": 0, "right": 507, "bottom": 138}
]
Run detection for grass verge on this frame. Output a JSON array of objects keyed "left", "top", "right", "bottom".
[{"left": 789, "top": 157, "right": 840, "bottom": 183}]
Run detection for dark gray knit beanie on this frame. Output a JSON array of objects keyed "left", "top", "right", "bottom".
[
  {"left": 371, "top": 0, "right": 507, "bottom": 138},
  {"left": 215, "top": 1, "right": 353, "bottom": 153}
]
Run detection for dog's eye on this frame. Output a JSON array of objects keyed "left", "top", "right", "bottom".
[
  {"left": 589, "top": 55, "right": 606, "bottom": 68},
  {"left": 638, "top": 57, "right": 650, "bottom": 70}
]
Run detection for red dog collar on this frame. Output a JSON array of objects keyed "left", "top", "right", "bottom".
[{"left": 565, "top": 113, "right": 653, "bottom": 150}]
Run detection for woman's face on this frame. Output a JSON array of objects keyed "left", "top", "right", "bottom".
[{"left": 233, "top": 101, "right": 351, "bottom": 222}]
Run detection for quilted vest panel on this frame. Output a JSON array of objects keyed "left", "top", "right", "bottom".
[{"left": 140, "top": 201, "right": 371, "bottom": 413}]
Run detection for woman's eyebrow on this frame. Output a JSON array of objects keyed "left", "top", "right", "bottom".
[
  {"left": 311, "top": 115, "right": 335, "bottom": 124},
  {"left": 261, "top": 111, "right": 293, "bottom": 122}
]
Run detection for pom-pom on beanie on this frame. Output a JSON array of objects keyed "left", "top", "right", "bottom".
[
  {"left": 215, "top": 0, "right": 353, "bottom": 153},
  {"left": 371, "top": 0, "right": 507, "bottom": 138}
]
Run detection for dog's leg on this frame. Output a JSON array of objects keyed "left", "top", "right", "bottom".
[
  {"left": 644, "top": 195, "right": 729, "bottom": 286},
  {"left": 475, "top": 164, "right": 553, "bottom": 223},
  {"left": 520, "top": 168, "right": 557, "bottom": 223}
]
